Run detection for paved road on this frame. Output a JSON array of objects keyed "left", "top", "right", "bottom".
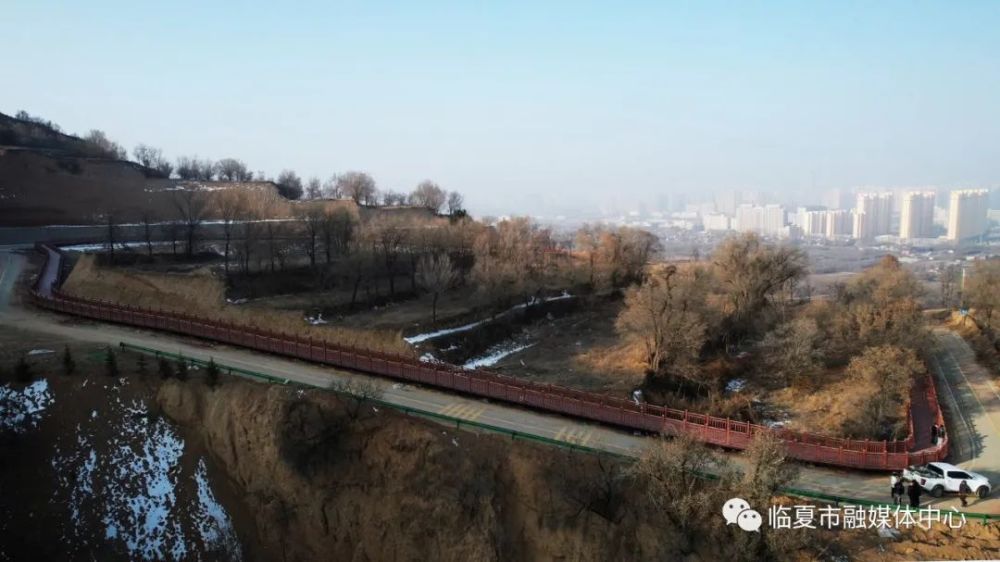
[
  {"left": 930, "top": 328, "right": 1000, "bottom": 488},
  {"left": 2, "top": 247, "right": 999, "bottom": 515}
]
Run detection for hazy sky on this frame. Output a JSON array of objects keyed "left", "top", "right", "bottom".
[{"left": 3, "top": 1, "right": 999, "bottom": 215}]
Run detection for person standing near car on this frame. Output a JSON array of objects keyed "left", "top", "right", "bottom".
[
  {"left": 891, "top": 475, "right": 905, "bottom": 506},
  {"left": 908, "top": 479, "right": 922, "bottom": 509},
  {"left": 959, "top": 480, "right": 972, "bottom": 507}
]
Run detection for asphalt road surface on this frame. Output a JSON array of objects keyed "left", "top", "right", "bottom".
[{"left": 2, "top": 247, "right": 998, "bottom": 515}]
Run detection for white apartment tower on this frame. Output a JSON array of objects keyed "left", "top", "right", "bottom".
[
  {"left": 702, "top": 213, "right": 731, "bottom": 232},
  {"left": 947, "top": 189, "right": 989, "bottom": 241},
  {"left": 802, "top": 210, "right": 827, "bottom": 237},
  {"left": 762, "top": 204, "right": 786, "bottom": 235},
  {"left": 735, "top": 204, "right": 786, "bottom": 235},
  {"left": 825, "top": 209, "right": 853, "bottom": 237},
  {"left": 852, "top": 192, "right": 893, "bottom": 240},
  {"left": 899, "top": 191, "right": 936, "bottom": 239}
]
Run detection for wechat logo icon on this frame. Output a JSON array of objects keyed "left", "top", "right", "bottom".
[{"left": 723, "top": 497, "right": 762, "bottom": 532}]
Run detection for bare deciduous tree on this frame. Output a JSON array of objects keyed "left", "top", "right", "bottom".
[
  {"left": 85, "top": 129, "right": 127, "bottom": 160},
  {"left": 740, "top": 431, "right": 799, "bottom": 510},
  {"left": 276, "top": 169, "right": 303, "bottom": 200},
  {"left": 758, "top": 317, "right": 824, "bottom": 389},
  {"left": 139, "top": 211, "right": 157, "bottom": 258},
  {"left": 616, "top": 264, "right": 710, "bottom": 380},
  {"left": 319, "top": 207, "right": 356, "bottom": 264},
  {"left": 214, "top": 189, "right": 246, "bottom": 272},
  {"left": 172, "top": 189, "right": 207, "bottom": 258},
  {"left": 966, "top": 259, "right": 1000, "bottom": 331},
  {"left": 829, "top": 255, "right": 927, "bottom": 357},
  {"left": 628, "top": 434, "right": 731, "bottom": 544},
  {"left": 844, "top": 345, "right": 923, "bottom": 439},
  {"left": 216, "top": 158, "right": 253, "bottom": 181},
  {"left": 175, "top": 156, "right": 216, "bottom": 181},
  {"left": 939, "top": 263, "right": 961, "bottom": 309},
  {"left": 712, "top": 233, "right": 807, "bottom": 344},
  {"left": 368, "top": 216, "right": 409, "bottom": 296},
  {"left": 409, "top": 180, "right": 447, "bottom": 212},
  {"left": 103, "top": 210, "right": 119, "bottom": 264},
  {"left": 416, "top": 254, "right": 458, "bottom": 324},
  {"left": 381, "top": 190, "right": 407, "bottom": 207},
  {"left": 133, "top": 144, "right": 172, "bottom": 177},
  {"left": 330, "top": 378, "right": 385, "bottom": 420},
  {"left": 299, "top": 205, "right": 325, "bottom": 269},
  {"left": 447, "top": 191, "right": 464, "bottom": 216},
  {"left": 336, "top": 171, "right": 377, "bottom": 205},
  {"left": 322, "top": 175, "right": 340, "bottom": 198},
  {"left": 305, "top": 177, "right": 322, "bottom": 200}
]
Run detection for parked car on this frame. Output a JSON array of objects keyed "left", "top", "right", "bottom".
[{"left": 903, "top": 462, "right": 991, "bottom": 498}]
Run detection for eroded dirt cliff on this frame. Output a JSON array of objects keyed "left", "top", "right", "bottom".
[{"left": 156, "top": 379, "right": 703, "bottom": 562}]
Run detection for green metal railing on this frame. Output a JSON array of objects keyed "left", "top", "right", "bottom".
[{"left": 118, "top": 342, "right": 999, "bottom": 523}]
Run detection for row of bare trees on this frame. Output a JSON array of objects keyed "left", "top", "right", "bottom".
[{"left": 614, "top": 233, "right": 808, "bottom": 382}]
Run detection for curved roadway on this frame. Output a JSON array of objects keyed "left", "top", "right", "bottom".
[{"left": 1, "top": 246, "right": 998, "bottom": 515}]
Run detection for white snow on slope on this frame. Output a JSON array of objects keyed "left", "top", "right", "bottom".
[
  {"left": 102, "top": 400, "right": 187, "bottom": 561},
  {"left": 404, "top": 292, "right": 574, "bottom": 345},
  {"left": 49, "top": 381, "right": 242, "bottom": 561},
  {"left": 463, "top": 342, "right": 536, "bottom": 369},
  {"left": 0, "top": 379, "right": 54, "bottom": 433},
  {"left": 405, "top": 318, "right": 487, "bottom": 344},
  {"left": 193, "top": 459, "right": 242, "bottom": 560}
]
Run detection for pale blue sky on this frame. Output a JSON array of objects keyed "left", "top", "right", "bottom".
[{"left": 2, "top": 1, "right": 999, "bottom": 215}]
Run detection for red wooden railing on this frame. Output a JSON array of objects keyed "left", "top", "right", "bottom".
[{"left": 28, "top": 244, "right": 948, "bottom": 470}]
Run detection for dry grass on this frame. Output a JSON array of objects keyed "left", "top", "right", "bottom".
[
  {"left": 490, "top": 298, "right": 647, "bottom": 394},
  {"left": 62, "top": 255, "right": 413, "bottom": 356},
  {"left": 765, "top": 366, "right": 907, "bottom": 438},
  {"left": 767, "top": 368, "right": 863, "bottom": 435}
]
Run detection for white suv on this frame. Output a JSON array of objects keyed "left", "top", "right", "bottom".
[{"left": 903, "top": 462, "right": 992, "bottom": 499}]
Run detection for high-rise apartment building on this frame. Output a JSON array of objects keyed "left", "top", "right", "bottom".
[
  {"left": 734, "top": 204, "right": 760, "bottom": 233},
  {"left": 702, "top": 213, "right": 731, "bottom": 231},
  {"left": 825, "top": 209, "right": 853, "bottom": 237},
  {"left": 734, "top": 204, "right": 786, "bottom": 235},
  {"left": 947, "top": 189, "right": 989, "bottom": 241},
  {"left": 899, "top": 191, "right": 936, "bottom": 239},
  {"left": 852, "top": 192, "right": 893, "bottom": 240},
  {"left": 802, "top": 210, "right": 827, "bottom": 237},
  {"left": 762, "top": 204, "right": 786, "bottom": 235}
]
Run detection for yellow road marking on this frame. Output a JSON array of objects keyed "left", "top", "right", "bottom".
[
  {"left": 437, "top": 402, "right": 486, "bottom": 421},
  {"left": 553, "top": 427, "right": 596, "bottom": 446}
]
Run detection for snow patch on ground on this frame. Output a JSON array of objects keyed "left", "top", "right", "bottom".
[
  {"left": 193, "top": 459, "right": 242, "bottom": 560},
  {"left": 419, "top": 352, "right": 443, "bottom": 364},
  {"left": 305, "top": 313, "right": 328, "bottom": 325},
  {"left": 463, "top": 341, "right": 536, "bottom": 369},
  {"left": 404, "top": 292, "right": 575, "bottom": 345},
  {"left": 28, "top": 348, "right": 55, "bottom": 355},
  {"left": 50, "top": 384, "right": 242, "bottom": 560},
  {"left": 405, "top": 318, "right": 486, "bottom": 344},
  {"left": 102, "top": 401, "right": 187, "bottom": 561},
  {"left": 0, "top": 379, "right": 54, "bottom": 433},
  {"left": 725, "top": 378, "right": 746, "bottom": 393}
]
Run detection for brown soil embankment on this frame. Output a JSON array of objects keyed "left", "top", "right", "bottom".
[{"left": 61, "top": 254, "right": 410, "bottom": 355}]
